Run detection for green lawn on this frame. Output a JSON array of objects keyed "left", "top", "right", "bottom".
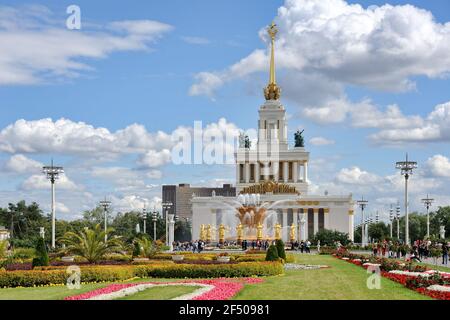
[
  {"left": 233, "top": 255, "right": 431, "bottom": 300},
  {"left": 117, "top": 285, "right": 201, "bottom": 300},
  {"left": 0, "top": 255, "right": 433, "bottom": 300},
  {"left": 0, "top": 283, "right": 109, "bottom": 300}
]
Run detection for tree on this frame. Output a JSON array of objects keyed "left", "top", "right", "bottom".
[
  {"left": 32, "top": 238, "right": 49, "bottom": 268},
  {"left": 82, "top": 206, "right": 105, "bottom": 226},
  {"left": 175, "top": 219, "right": 192, "bottom": 242},
  {"left": 265, "top": 245, "right": 279, "bottom": 261},
  {"left": 275, "top": 239, "right": 286, "bottom": 260},
  {"left": 59, "top": 224, "right": 123, "bottom": 263},
  {"left": 134, "top": 236, "right": 157, "bottom": 258},
  {"left": 430, "top": 206, "right": 450, "bottom": 239},
  {"left": 312, "top": 229, "right": 350, "bottom": 246},
  {"left": 368, "top": 223, "right": 390, "bottom": 242},
  {"left": 0, "top": 201, "right": 46, "bottom": 247}
]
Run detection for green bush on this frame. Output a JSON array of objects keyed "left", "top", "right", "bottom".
[
  {"left": 32, "top": 238, "right": 49, "bottom": 268},
  {"left": 275, "top": 240, "right": 286, "bottom": 260},
  {"left": 265, "top": 245, "right": 279, "bottom": 261},
  {"left": 132, "top": 241, "right": 141, "bottom": 258},
  {"left": 134, "top": 262, "right": 283, "bottom": 279},
  {"left": 12, "top": 248, "right": 36, "bottom": 260},
  {"left": 0, "top": 266, "right": 135, "bottom": 288},
  {"left": 0, "top": 241, "right": 7, "bottom": 259}
]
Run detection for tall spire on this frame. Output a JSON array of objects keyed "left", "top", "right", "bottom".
[{"left": 264, "top": 22, "right": 281, "bottom": 101}]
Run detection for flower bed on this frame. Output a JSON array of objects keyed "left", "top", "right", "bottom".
[
  {"left": 0, "top": 262, "right": 282, "bottom": 288},
  {"left": 334, "top": 255, "right": 450, "bottom": 300},
  {"left": 64, "top": 278, "right": 264, "bottom": 301}
]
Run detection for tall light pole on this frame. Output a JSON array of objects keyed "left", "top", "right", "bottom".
[
  {"left": 421, "top": 195, "right": 434, "bottom": 238},
  {"left": 162, "top": 202, "right": 173, "bottom": 246},
  {"left": 396, "top": 153, "right": 417, "bottom": 246},
  {"left": 142, "top": 207, "right": 147, "bottom": 235},
  {"left": 389, "top": 204, "right": 394, "bottom": 239},
  {"left": 396, "top": 201, "right": 401, "bottom": 241},
  {"left": 99, "top": 198, "right": 111, "bottom": 243},
  {"left": 152, "top": 209, "right": 158, "bottom": 242},
  {"left": 357, "top": 197, "right": 368, "bottom": 245},
  {"left": 42, "top": 160, "right": 64, "bottom": 249}
]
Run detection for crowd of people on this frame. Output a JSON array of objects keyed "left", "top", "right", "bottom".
[{"left": 368, "top": 239, "right": 449, "bottom": 265}]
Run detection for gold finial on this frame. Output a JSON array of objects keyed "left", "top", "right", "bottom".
[{"left": 264, "top": 22, "right": 281, "bottom": 101}]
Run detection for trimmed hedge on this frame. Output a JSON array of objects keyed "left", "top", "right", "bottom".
[
  {"left": 0, "top": 261, "right": 283, "bottom": 288},
  {"left": 134, "top": 262, "right": 283, "bottom": 279},
  {"left": 0, "top": 266, "right": 135, "bottom": 288}
]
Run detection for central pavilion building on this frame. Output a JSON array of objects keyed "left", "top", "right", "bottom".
[{"left": 190, "top": 23, "right": 354, "bottom": 243}]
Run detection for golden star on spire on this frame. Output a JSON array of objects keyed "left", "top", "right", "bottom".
[{"left": 264, "top": 22, "right": 281, "bottom": 101}]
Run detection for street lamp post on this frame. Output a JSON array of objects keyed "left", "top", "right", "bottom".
[
  {"left": 389, "top": 204, "right": 394, "bottom": 239},
  {"left": 99, "top": 198, "right": 111, "bottom": 243},
  {"left": 142, "top": 207, "right": 147, "bottom": 235},
  {"left": 152, "top": 210, "right": 158, "bottom": 242},
  {"left": 42, "top": 160, "right": 64, "bottom": 249},
  {"left": 396, "top": 202, "right": 401, "bottom": 241},
  {"left": 396, "top": 153, "right": 417, "bottom": 246},
  {"left": 162, "top": 202, "right": 173, "bottom": 246},
  {"left": 357, "top": 197, "right": 368, "bottom": 246},
  {"left": 421, "top": 195, "right": 434, "bottom": 238}
]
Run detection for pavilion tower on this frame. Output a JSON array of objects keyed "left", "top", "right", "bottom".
[{"left": 236, "top": 22, "right": 310, "bottom": 195}]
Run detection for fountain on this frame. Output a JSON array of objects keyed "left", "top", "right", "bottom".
[{"left": 199, "top": 193, "right": 298, "bottom": 242}]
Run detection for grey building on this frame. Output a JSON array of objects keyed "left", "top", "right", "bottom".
[{"left": 162, "top": 184, "right": 236, "bottom": 219}]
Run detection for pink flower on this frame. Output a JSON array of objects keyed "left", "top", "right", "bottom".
[{"left": 64, "top": 277, "right": 264, "bottom": 301}]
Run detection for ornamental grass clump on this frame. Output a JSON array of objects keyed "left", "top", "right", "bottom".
[{"left": 59, "top": 224, "right": 123, "bottom": 264}]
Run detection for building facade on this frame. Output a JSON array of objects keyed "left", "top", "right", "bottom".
[
  {"left": 162, "top": 184, "right": 236, "bottom": 219},
  {"left": 190, "top": 23, "right": 354, "bottom": 243}
]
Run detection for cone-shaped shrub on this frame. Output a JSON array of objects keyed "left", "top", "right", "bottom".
[
  {"left": 275, "top": 239, "right": 286, "bottom": 260},
  {"left": 132, "top": 241, "right": 141, "bottom": 258},
  {"left": 32, "top": 238, "right": 49, "bottom": 268},
  {"left": 265, "top": 245, "right": 279, "bottom": 261}
]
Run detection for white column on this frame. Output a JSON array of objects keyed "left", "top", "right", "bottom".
[
  {"left": 303, "top": 210, "right": 308, "bottom": 241},
  {"left": 324, "top": 209, "right": 330, "bottom": 230},
  {"left": 168, "top": 215, "right": 175, "bottom": 252},
  {"left": 236, "top": 163, "right": 240, "bottom": 183},
  {"left": 294, "top": 209, "right": 298, "bottom": 241},
  {"left": 274, "top": 162, "right": 279, "bottom": 182},
  {"left": 263, "top": 162, "right": 269, "bottom": 181},
  {"left": 349, "top": 210, "right": 354, "bottom": 242},
  {"left": 255, "top": 162, "right": 260, "bottom": 183},
  {"left": 293, "top": 161, "right": 298, "bottom": 182},
  {"left": 313, "top": 209, "right": 319, "bottom": 235},
  {"left": 283, "top": 162, "right": 288, "bottom": 183},
  {"left": 51, "top": 181, "right": 56, "bottom": 249},
  {"left": 282, "top": 209, "right": 288, "bottom": 242},
  {"left": 304, "top": 161, "right": 308, "bottom": 182},
  {"left": 245, "top": 163, "right": 250, "bottom": 183}
]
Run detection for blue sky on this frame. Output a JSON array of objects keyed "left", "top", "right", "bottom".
[{"left": 0, "top": 0, "right": 450, "bottom": 223}]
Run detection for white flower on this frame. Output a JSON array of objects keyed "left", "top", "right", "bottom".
[{"left": 427, "top": 285, "right": 450, "bottom": 292}]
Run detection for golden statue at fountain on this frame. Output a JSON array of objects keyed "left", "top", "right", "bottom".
[
  {"left": 236, "top": 223, "right": 243, "bottom": 242},
  {"left": 206, "top": 224, "right": 212, "bottom": 242},
  {"left": 257, "top": 224, "right": 263, "bottom": 240},
  {"left": 274, "top": 223, "right": 282, "bottom": 240},
  {"left": 218, "top": 224, "right": 226, "bottom": 243},
  {"left": 200, "top": 224, "right": 206, "bottom": 240},
  {"left": 290, "top": 224, "right": 296, "bottom": 242}
]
